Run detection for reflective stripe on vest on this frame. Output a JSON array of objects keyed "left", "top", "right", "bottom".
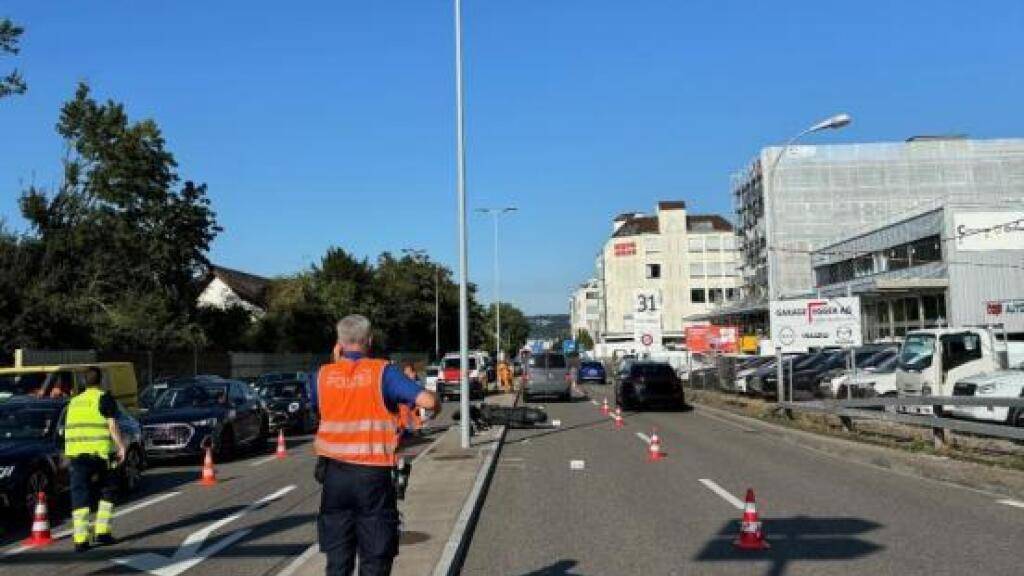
[
  {"left": 316, "top": 358, "right": 400, "bottom": 467},
  {"left": 65, "top": 388, "right": 113, "bottom": 459}
]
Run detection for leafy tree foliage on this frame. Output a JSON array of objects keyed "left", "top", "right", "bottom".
[
  {"left": 478, "top": 303, "right": 530, "bottom": 358},
  {"left": 576, "top": 328, "right": 595, "bottom": 351},
  {"left": 0, "top": 18, "right": 26, "bottom": 98}
]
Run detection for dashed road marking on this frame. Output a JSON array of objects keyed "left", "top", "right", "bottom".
[
  {"left": 4, "top": 490, "right": 182, "bottom": 556},
  {"left": 250, "top": 454, "right": 279, "bottom": 467},
  {"left": 590, "top": 399, "right": 599, "bottom": 406},
  {"left": 636, "top": 432, "right": 651, "bottom": 444},
  {"left": 998, "top": 499, "right": 1024, "bottom": 509},
  {"left": 570, "top": 460, "right": 585, "bottom": 470},
  {"left": 699, "top": 479, "right": 744, "bottom": 510},
  {"left": 276, "top": 543, "right": 319, "bottom": 576}
]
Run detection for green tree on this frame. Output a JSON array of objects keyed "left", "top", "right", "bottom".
[
  {"left": 479, "top": 303, "right": 529, "bottom": 358},
  {"left": 576, "top": 328, "right": 595, "bottom": 351},
  {"left": 195, "top": 305, "right": 255, "bottom": 351},
  {"left": 0, "top": 18, "right": 25, "bottom": 98}
]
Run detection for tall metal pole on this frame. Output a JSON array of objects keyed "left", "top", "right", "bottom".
[
  {"left": 435, "top": 267, "right": 440, "bottom": 360},
  {"left": 493, "top": 213, "right": 501, "bottom": 362},
  {"left": 454, "top": 0, "right": 471, "bottom": 449}
]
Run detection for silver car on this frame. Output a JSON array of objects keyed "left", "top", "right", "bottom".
[{"left": 524, "top": 352, "right": 571, "bottom": 402}]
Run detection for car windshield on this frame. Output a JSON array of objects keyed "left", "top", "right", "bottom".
[
  {"left": 793, "top": 354, "right": 825, "bottom": 370},
  {"left": 871, "top": 355, "right": 899, "bottom": 372},
  {"left": 631, "top": 364, "right": 676, "bottom": 379},
  {"left": 0, "top": 372, "right": 49, "bottom": 397},
  {"left": 0, "top": 405, "right": 59, "bottom": 440},
  {"left": 531, "top": 354, "right": 567, "bottom": 369},
  {"left": 858, "top": 349, "right": 895, "bottom": 368},
  {"left": 260, "top": 382, "right": 304, "bottom": 399},
  {"left": 899, "top": 334, "right": 936, "bottom": 371},
  {"left": 139, "top": 384, "right": 169, "bottom": 408},
  {"left": 154, "top": 384, "right": 229, "bottom": 409}
]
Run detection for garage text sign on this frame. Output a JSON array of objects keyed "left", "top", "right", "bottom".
[{"left": 769, "top": 297, "right": 862, "bottom": 352}]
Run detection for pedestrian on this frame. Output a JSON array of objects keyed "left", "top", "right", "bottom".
[
  {"left": 498, "top": 359, "right": 512, "bottom": 393},
  {"left": 65, "top": 366, "right": 127, "bottom": 553},
  {"left": 399, "top": 362, "right": 425, "bottom": 435},
  {"left": 310, "top": 314, "right": 440, "bottom": 576}
]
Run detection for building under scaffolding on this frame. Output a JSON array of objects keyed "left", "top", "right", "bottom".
[{"left": 702, "top": 136, "right": 1024, "bottom": 335}]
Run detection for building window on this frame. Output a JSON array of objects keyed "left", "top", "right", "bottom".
[
  {"left": 888, "top": 244, "right": 910, "bottom": 271},
  {"left": 709, "top": 288, "right": 724, "bottom": 304},
  {"left": 910, "top": 235, "right": 942, "bottom": 264},
  {"left": 690, "top": 288, "right": 706, "bottom": 303},
  {"left": 646, "top": 264, "right": 661, "bottom": 279},
  {"left": 726, "top": 287, "right": 738, "bottom": 301},
  {"left": 854, "top": 254, "right": 874, "bottom": 277},
  {"left": 688, "top": 237, "right": 703, "bottom": 252},
  {"left": 705, "top": 236, "right": 721, "bottom": 250},
  {"left": 689, "top": 262, "right": 705, "bottom": 277}
]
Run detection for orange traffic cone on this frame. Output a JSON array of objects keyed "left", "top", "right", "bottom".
[
  {"left": 614, "top": 407, "right": 623, "bottom": 430},
  {"left": 648, "top": 429, "right": 664, "bottom": 461},
  {"left": 601, "top": 397, "right": 609, "bottom": 415},
  {"left": 733, "top": 488, "right": 770, "bottom": 550},
  {"left": 276, "top": 430, "right": 288, "bottom": 459},
  {"left": 199, "top": 446, "right": 217, "bottom": 486},
  {"left": 22, "top": 492, "right": 53, "bottom": 547}
]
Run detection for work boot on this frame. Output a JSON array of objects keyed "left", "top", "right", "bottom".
[
  {"left": 74, "top": 542, "right": 90, "bottom": 554},
  {"left": 94, "top": 533, "right": 117, "bottom": 546}
]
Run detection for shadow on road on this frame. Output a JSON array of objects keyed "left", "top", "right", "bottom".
[
  {"left": 517, "top": 559, "right": 585, "bottom": 576},
  {"left": 695, "top": 515, "right": 884, "bottom": 576},
  {"left": 503, "top": 417, "right": 612, "bottom": 446}
]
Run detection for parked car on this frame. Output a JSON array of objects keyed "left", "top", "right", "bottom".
[
  {"left": 140, "top": 379, "right": 268, "bottom": 461},
  {"left": 256, "top": 379, "right": 317, "bottom": 434},
  {"left": 0, "top": 362, "right": 140, "bottom": 411},
  {"left": 948, "top": 370, "right": 1024, "bottom": 426},
  {"left": 0, "top": 395, "right": 146, "bottom": 522},
  {"left": 615, "top": 361, "right": 685, "bottom": 410},
  {"left": 786, "top": 351, "right": 852, "bottom": 399},
  {"left": 839, "top": 354, "right": 901, "bottom": 399},
  {"left": 439, "top": 353, "right": 486, "bottom": 400},
  {"left": 577, "top": 361, "right": 607, "bottom": 385},
  {"left": 524, "top": 352, "right": 571, "bottom": 402},
  {"left": 140, "top": 375, "right": 223, "bottom": 412},
  {"left": 732, "top": 356, "right": 775, "bottom": 393},
  {"left": 255, "top": 372, "right": 307, "bottom": 388},
  {"left": 820, "top": 348, "right": 898, "bottom": 398},
  {"left": 423, "top": 365, "right": 440, "bottom": 393}
]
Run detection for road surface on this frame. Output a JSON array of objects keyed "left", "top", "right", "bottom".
[{"left": 462, "top": 384, "right": 1023, "bottom": 576}]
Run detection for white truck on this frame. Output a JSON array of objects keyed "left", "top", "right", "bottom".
[
  {"left": 946, "top": 370, "right": 1024, "bottom": 426},
  {"left": 895, "top": 327, "right": 1024, "bottom": 415}
]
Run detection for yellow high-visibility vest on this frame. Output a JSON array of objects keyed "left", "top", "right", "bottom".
[{"left": 65, "top": 388, "right": 113, "bottom": 459}]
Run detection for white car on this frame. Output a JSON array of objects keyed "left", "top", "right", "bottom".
[
  {"left": 947, "top": 371, "right": 1024, "bottom": 425},
  {"left": 844, "top": 356, "right": 901, "bottom": 398},
  {"left": 424, "top": 365, "right": 440, "bottom": 393}
]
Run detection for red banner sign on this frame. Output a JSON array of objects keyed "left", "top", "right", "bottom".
[
  {"left": 613, "top": 242, "right": 636, "bottom": 257},
  {"left": 685, "top": 325, "right": 740, "bottom": 353}
]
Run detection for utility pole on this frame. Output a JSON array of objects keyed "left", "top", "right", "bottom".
[{"left": 454, "top": 0, "right": 471, "bottom": 449}]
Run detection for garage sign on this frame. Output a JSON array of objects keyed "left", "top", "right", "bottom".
[{"left": 769, "top": 297, "right": 862, "bottom": 352}]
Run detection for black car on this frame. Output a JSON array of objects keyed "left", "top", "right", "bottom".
[
  {"left": 256, "top": 380, "right": 317, "bottom": 434},
  {"left": 615, "top": 361, "right": 685, "bottom": 410},
  {"left": 140, "top": 375, "right": 223, "bottom": 411},
  {"left": 0, "top": 396, "right": 146, "bottom": 521},
  {"left": 140, "top": 379, "right": 268, "bottom": 461}
]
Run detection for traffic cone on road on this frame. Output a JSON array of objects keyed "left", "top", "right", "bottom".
[
  {"left": 22, "top": 492, "right": 53, "bottom": 547},
  {"left": 733, "top": 488, "right": 770, "bottom": 550},
  {"left": 199, "top": 446, "right": 217, "bottom": 486},
  {"left": 601, "top": 397, "right": 609, "bottom": 415},
  {"left": 648, "top": 429, "right": 664, "bottom": 461},
  {"left": 276, "top": 430, "right": 288, "bottom": 459},
  {"left": 614, "top": 407, "right": 623, "bottom": 430}
]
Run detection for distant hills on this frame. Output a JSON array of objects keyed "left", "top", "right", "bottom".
[{"left": 527, "top": 314, "right": 571, "bottom": 339}]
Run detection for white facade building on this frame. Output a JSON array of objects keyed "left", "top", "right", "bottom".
[
  {"left": 570, "top": 279, "right": 602, "bottom": 339},
  {"left": 591, "top": 201, "right": 742, "bottom": 351},
  {"left": 196, "top": 265, "right": 270, "bottom": 319}
]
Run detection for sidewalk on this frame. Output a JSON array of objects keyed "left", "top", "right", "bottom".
[{"left": 292, "top": 392, "right": 516, "bottom": 576}]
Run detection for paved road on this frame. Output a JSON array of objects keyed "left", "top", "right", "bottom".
[
  {"left": 0, "top": 401, "right": 460, "bottom": 576},
  {"left": 462, "top": 384, "right": 1024, "bottom": 576}
]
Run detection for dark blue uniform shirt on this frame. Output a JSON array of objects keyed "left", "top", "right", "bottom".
[{"left": 307, "top": 352, "right": 423, "bottom": 414}]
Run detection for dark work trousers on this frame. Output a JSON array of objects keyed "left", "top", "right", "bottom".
[
  {"left": 318, "top": 459, "right": 399, "bottom": 576},
  {"left": 69, "top": 455, "right": 118, "bottom": 511}
]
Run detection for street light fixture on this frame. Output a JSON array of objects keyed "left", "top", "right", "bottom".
[
  {"left": 454, "top": 0, "right": 471, "bottom": 449},
  {"left": 476, "top": 206, "right": 517, "bottom": 363}
]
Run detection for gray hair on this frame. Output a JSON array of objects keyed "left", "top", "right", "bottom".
[{"left": 336, "top": 314, "right": 372, "bottom": 346}]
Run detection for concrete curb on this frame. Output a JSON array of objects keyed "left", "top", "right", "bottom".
[
  {"left": 430, "top": 394, "right": 519, "bottom": 576},
  {"left": 691, "top": 400, "right": 1024, "bottom": 500}
]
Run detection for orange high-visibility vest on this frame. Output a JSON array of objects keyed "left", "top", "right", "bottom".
[{"left": 316, "top": 358, "right": 400, "bottom": 467}]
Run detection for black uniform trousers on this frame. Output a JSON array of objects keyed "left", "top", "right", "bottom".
[
  {"left": 318, "top": 458, "right": 399, "bottom": 576},
  {"left": 69, "top": 455, "right": 118, "bottom": 511}
]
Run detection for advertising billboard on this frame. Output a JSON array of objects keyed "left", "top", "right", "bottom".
[
  {"left": 953, "top": 212, "right": 1024, "bottom": 251},
  {"left": 769, "top": 297, "right": 862, "bottom": 352},
  {"left": 685, "top": 325, "right": 740, "bottom": 354}
]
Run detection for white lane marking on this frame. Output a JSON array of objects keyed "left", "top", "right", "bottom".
[
  {"left": 590, "top": 399, "right": 599, "bottom": 406},
  {"left": 998, "top": 499, "right": 1024, "bottom": 509},
  {"left": 275, "top": 543, "right": 319, "bottom": 576},
  {"left": 699, "top": 479, "right": 745, "bottom": 510},
  {"left": 112, "top": 485, "right": 296, "bottom": 576},
  {"left": 570, "top": 460, "right": 585, "bottom": 470},
  {"left": 636, "top": 432, "right": 651, "bottom": 444},
  {"left": 249, "top": 455, "right": 278, "bottom": 467},
  {"left": 551, "top": 419, "right": 562, "bottom": 427},
  {"left": 3, "top": 491, "right": 182, "bottom": 557}
]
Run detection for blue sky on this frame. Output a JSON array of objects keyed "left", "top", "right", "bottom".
[{"left": 1, "top": 1, "right": 1022, "bottom": 314}]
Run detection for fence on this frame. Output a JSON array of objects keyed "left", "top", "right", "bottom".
[{"left": 681, "top": 354, "right": 1024, "bottom": 445}]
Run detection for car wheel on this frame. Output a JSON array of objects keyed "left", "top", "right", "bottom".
[
  {"left": 120, "top": 446, "right": 144, "bottom": 493},
  {"left": 217, "top": 428, "right": 237, "bottom": 461},
  {"left": 23, "top": 468, "right": 52, "bottom": 519}
]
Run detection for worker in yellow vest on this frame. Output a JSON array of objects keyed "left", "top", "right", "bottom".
[{"left": 65, "top": 367, "right": 126, "bottom": 553}]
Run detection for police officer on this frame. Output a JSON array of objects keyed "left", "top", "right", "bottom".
[
  {"left": 65, "top": 366, "right": 126, "bottom": 553},
  {"left": 310, "top": 315, "right": 439, "bottom": 576}
]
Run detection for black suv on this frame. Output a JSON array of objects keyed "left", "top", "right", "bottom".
[
  {"left": 140, "top": 379, "right": 268, "bottom": 461},
  {"left": 256, "top": 380, "right": 317, "bottom": 434},
  {"left": 615, "top": 361, "right": 685, "bottom": 410}
]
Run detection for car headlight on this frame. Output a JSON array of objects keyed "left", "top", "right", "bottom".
[
  {"left": 288, "top": 402, "right": 301, "bottom": 413},
  {"left": 191, "top": 418, "right": 219, "bottom": 427},
  {"left": 0, "top": 465, "right": 15, "bottom": 480}
]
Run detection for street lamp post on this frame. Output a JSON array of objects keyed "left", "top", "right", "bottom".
[
  {"left": 476, "top": 207, "right": 517, "bottom": 363},
  {"left": 453, "top": 0, "right": 471, "bottom": 449},
  {"left": 767, "top": 113, "right": 851, "bottom": 404}
]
